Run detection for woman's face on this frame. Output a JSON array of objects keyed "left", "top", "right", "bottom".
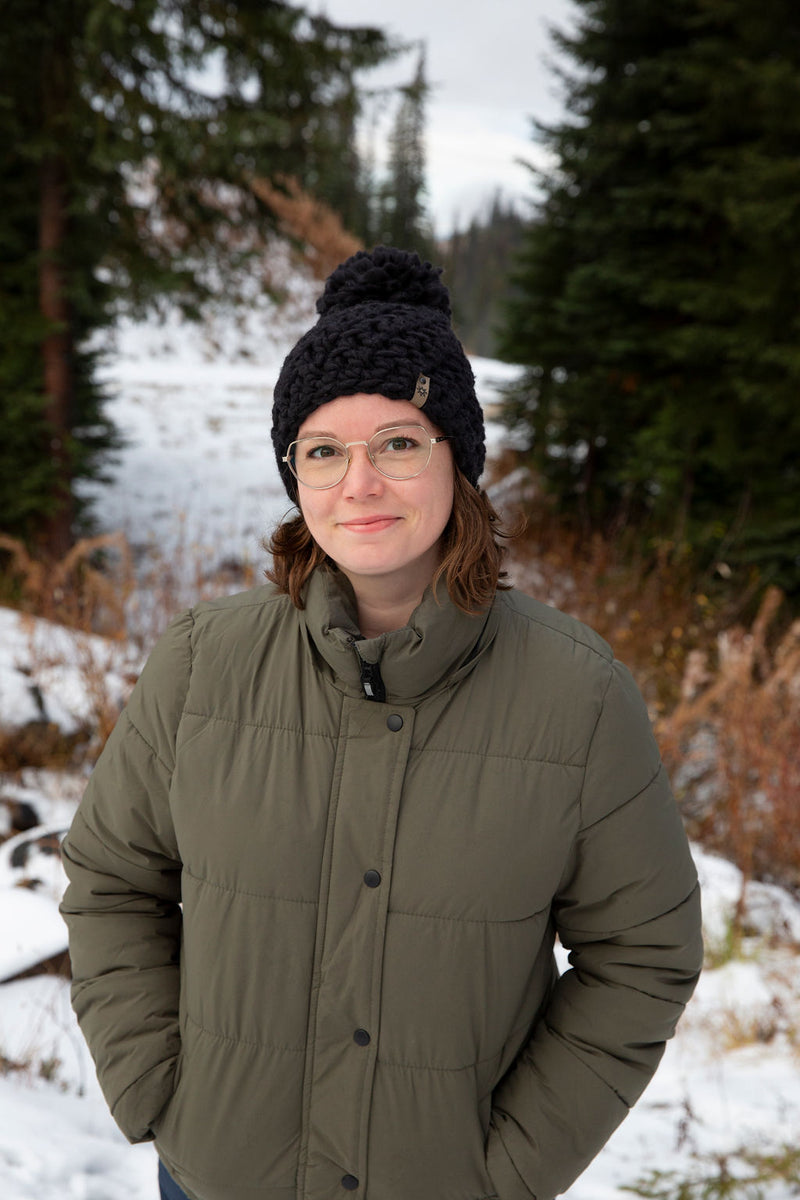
[{"left": 295, "top": 393, "right": 455, "bottom": 598}]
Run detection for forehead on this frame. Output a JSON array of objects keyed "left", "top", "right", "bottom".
[{"left": 297, "top": 393, "right": 436, "bottom": 438}]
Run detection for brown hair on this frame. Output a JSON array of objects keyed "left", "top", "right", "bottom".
[{"left": 264, "top": 468, "right": 514, "bottom": 613}]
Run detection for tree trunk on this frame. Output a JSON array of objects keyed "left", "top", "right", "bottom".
[{"left": 38, "top": 40, "right": 73, "bottom": 560}]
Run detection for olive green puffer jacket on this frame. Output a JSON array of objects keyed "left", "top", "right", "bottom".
[{"left": 61, "top": 569, "right": 702, "bottom": 1200}]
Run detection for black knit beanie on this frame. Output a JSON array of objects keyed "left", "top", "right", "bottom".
[{"left": 271, "top": 245, "right": 485, "bottom": 499}]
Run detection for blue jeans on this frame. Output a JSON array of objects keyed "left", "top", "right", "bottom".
[{"left": 158, "top": 1160, "right": 193, "bottom": 1200}]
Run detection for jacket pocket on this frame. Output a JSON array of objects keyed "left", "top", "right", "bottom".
[
  {"left": 485, "top": 1119, "right": 539, "bottom": 1200},
  {"left": 154, "top": 1016, "right": 302, "bottom": 1188},
  {"left": 112, "top": 1053, "right": 181, "bottom": 1145},
  {"left": 150, "top": 1050, "right": 183, "bottom": 1137}
]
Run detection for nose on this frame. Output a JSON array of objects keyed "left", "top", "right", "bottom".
[{"left": 343, "top": 442, "right": 383, "bottom": 497}]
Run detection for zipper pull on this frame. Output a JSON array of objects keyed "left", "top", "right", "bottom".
[{"left": 358, "top": 656, "right": 386, "bottom": 703}]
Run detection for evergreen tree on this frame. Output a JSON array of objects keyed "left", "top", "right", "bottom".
[
  {"left": 376, "top": 47, "right": 434, "bottom": 257},
  {"left": 499, "top": 0, "right": 800, "bottom": 593},
  {"left": 441, "top": 194, "right": 526, "bottom": 358},
  {"left": 0, "top": 0, "right": 393, "bottom": 557}
]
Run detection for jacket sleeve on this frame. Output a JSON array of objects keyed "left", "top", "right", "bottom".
[
  {"left": 60, "top": 610, "right": 193, "bottom": 1144},
  {"left": 486, "top": 660, "right": 703, "bottom": 1200}
]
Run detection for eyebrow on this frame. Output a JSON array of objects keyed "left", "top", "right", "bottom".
[{"left": 298, "top": 422, "right": 426, "bottom": 439}]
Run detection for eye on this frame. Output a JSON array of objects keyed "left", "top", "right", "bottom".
[
  {"left": 305, "top": 441, "right": 345, "bottom": 460},
  {"left": 378, "top": 433, "right": 419, "bottom": 454}
]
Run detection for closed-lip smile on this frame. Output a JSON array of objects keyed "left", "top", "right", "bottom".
[{"left": 339, "top": 515, "right": 400, "bottom": 531}]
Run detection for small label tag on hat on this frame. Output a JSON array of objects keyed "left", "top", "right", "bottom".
[{"left": 412, "top": 374, "right": 430, "bottom": 408}]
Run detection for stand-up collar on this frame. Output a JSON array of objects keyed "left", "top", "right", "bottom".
[{"left": 301, "top": 567, "right": 499, "bottom": 704}]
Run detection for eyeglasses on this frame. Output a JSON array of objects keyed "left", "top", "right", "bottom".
[{"left": 283, "top": 424, "right": 449, "bottom": 490}]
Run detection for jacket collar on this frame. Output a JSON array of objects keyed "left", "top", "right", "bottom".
[{"left": 301, "top": 567, "right": 498, "bottom": 704}]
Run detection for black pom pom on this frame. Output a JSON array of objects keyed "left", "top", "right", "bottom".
[{"left": 317, "top": 245, "right": 451, "bottom": 318}]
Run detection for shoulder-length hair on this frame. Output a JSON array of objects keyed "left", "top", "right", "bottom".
[{"left": 265, "top": 468, "right": 514, "bottom": 614}]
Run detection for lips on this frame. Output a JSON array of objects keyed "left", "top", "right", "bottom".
[{"left": 339, "top": 516, "right": 400, "bottom": 533}]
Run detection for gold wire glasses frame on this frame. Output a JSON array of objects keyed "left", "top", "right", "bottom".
[{"left": 283, "top": 425, "right": 449, "bottom": 490}]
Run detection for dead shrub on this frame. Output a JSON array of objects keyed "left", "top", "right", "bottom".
[
  {"left": 501, "top": 499, "right": 719, "bottom": 712},
  {"left": 0, "top": 532, "right": 134, "bottom": 637},
  {"left": 658, "top": 587, "right": 800, "bottom": 893},
  {"left": 0, "top": 526, "right": 261, "bottom": 777},
  {"left": 0, "top": 1053, "right": 27, "bottom": 1076},
  {"left": 0, "top": 722, "right": 91, "bottom": 772},
  {"left": 126, "top": 523, "right": 258, "bottom": 651}
]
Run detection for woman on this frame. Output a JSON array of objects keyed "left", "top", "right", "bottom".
[{"left": 61, "top": 246, "right": 703, "bottom": 1200}]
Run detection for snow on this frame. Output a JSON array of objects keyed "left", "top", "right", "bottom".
[
  {"left": 0, "top": 890, "right": 68, "bottom": 982},
  {"left": 1, "top": 286, "right": 799, "bottom": 1198},
  {"left": 0, "top": 1011, "right": 156, "bottom": 1200},
  {"left": 84, "top": 316, "right": 296, "bottom": 590},
  {"left": 0, "top": 608, "right": 140, "bottom": 735},
  {"left": 696, "top": 849, "right": 800, "bottom": 951}
]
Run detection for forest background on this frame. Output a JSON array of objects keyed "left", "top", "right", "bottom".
[{"left": 1, "top": 6, "right": 800, "bottom": 1192}]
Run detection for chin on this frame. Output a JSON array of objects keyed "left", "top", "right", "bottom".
[{"left": 338, "top": 554, "right": 411, "bottom": 579}]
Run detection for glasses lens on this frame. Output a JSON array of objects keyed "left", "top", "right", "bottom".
[
  {"left": 289, "top": 437, "right": 348, "bottom": 487},
  {"left": 369, "top": 426, "right": 431, "bottom": 479}
]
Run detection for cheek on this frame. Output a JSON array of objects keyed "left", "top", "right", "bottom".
[
  {"left": 427, "top": 465, "right": 455, "bottom": 534},
  {"left": 422, "top": 488, "right": 451, "bottom": 537},
  {"left": 298, "top": 495, "right": 330, "bottom": 545}
]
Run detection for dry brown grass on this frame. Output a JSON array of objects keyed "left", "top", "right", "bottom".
[
  {"left": 0, "top": 534, "right": 139, "bottom": 772},
  {"left": 0, "top": 529, "right": 259, "bottom": 775},
  {"left": 0, "top": 617, "right": 137, "bottom": 774},
  {"left": 501, "top": 498, "right": 719, "bottom": 713},
  {"left": 126, "top": 522, "right": 258, "bottom": 651},
  {"left": 658, "top": 587, "right": 800, "bottom": 892},
  {"left": 0, "top": 722, "right": 91, "bottom": 773},
  {"left": 0, "top": 532, "right": 133, "bottom": 637}
]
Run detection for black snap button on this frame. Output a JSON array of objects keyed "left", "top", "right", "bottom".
[
  {"left": 342, "top": 1175, "right": 359, "bottom": 1190},
  {"left": 386, "top": 713, "right": 403, "bottom": 731},
  {"left": 363, "top": 869, "right": 381, "bottom": 888},
  {"left": 353, "top": 1028, "right": 371, "bottom": 1046}
]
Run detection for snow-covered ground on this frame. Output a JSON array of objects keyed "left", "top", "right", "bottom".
[{"left": 1, "top": 287, "right": 799, "bottom": 1199}]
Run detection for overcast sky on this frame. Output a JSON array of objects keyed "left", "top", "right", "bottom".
[{"left": 313, "top": 0, "right": 580, "bottom": 234}]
